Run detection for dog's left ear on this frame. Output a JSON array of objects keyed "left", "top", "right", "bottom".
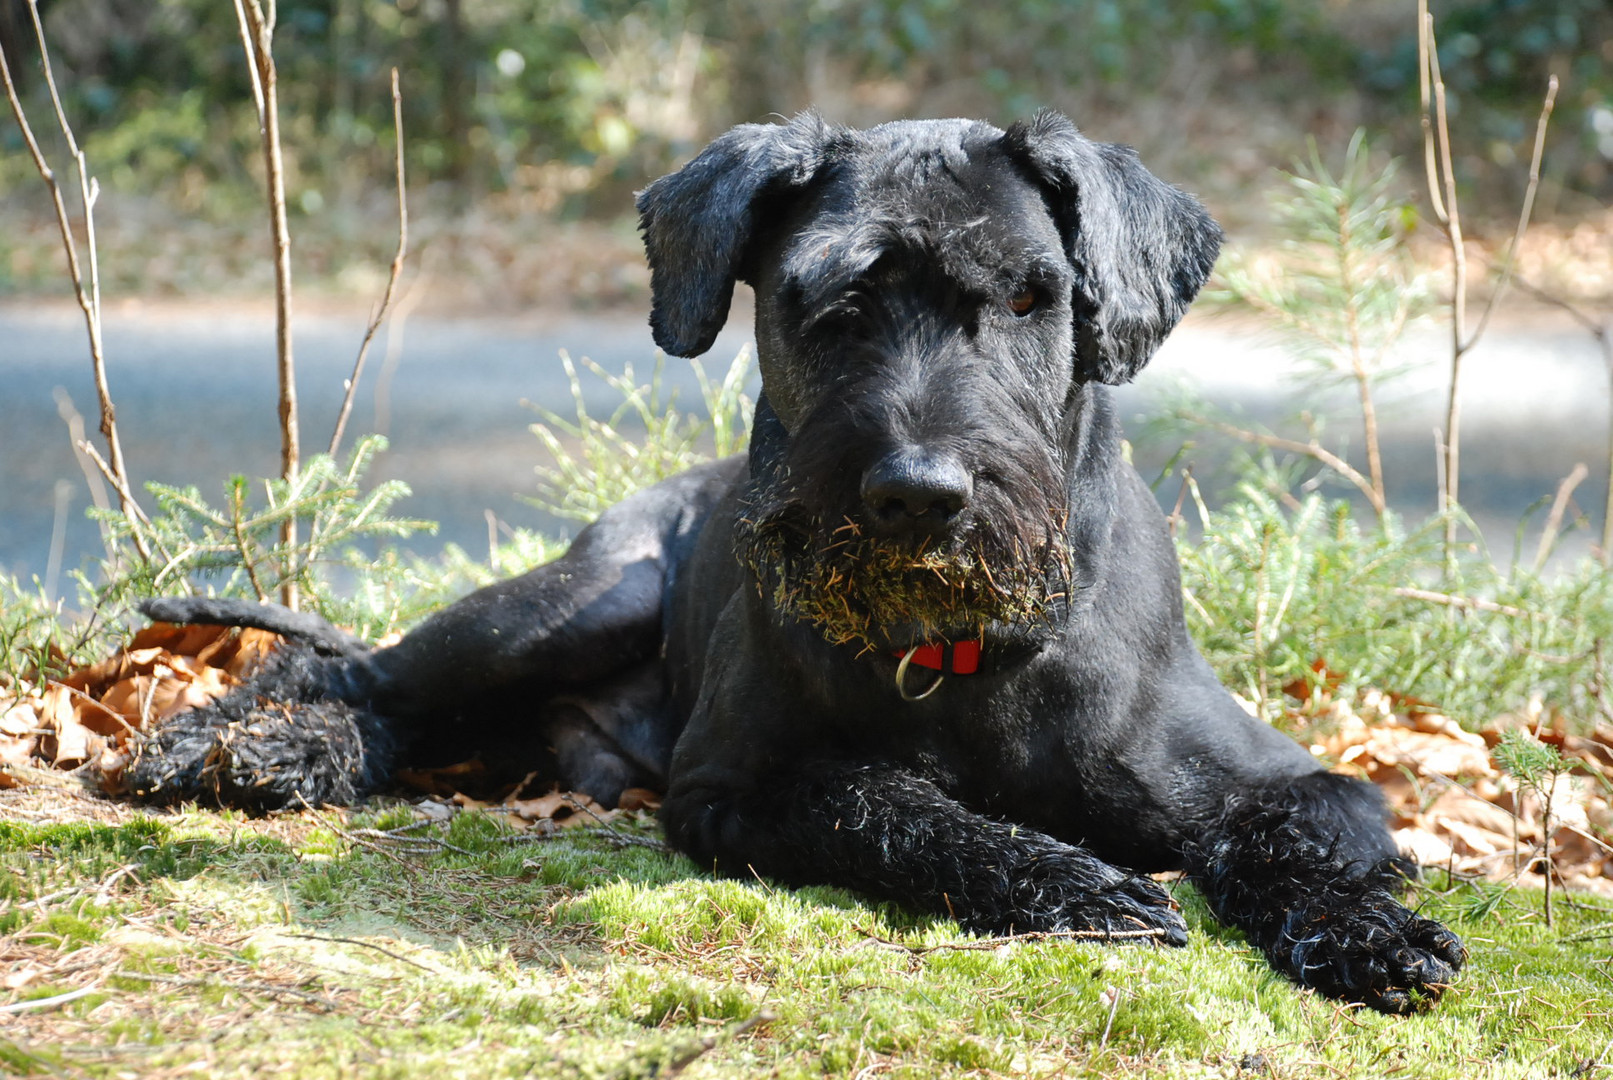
[
  {"left": 637, "top": 114, "right": 833, "bottom": 357},
  {"left": 1003, "top": 111, "right": 1222, "bottom": 385}
]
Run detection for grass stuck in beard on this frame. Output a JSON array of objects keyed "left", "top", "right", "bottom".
[{"left": 742, "top": 516, "right": 1070, "bottom": 652}]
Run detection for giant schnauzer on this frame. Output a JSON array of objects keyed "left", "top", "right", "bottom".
[{"left": 133, "top": 111, "right": 1464, "bottom": 1013}]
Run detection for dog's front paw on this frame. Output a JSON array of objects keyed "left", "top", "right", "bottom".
[
  {"left": 1046, "top": 874, "right": 1190, "bottom": 947},
  {"left": 968, "top": 855, "right": 1188, "bottom": 945},
  {"left": 1283, "top": 903, "right": 1465, "bottom": 1014}
]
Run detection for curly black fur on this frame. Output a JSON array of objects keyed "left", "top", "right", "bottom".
[
  {"left": 1184, "top": 773, "right": 1466, "bottom": 1013},
  {"left": 127, "top": 641, "right": 396, "bottom": 813},
  {"left": 666, "top": 763, "right": 1187, "bottom": 943},
  {"left": 128, "top": 114, "right": 1467, "bottom": 1014}
]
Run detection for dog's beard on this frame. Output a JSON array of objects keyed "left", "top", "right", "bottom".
[{"left": 738, "top": 510, "right": 1070, "bottom": 652}]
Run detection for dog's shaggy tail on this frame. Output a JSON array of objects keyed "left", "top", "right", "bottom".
[
  {"left": 127, "top": 599, "right": 394, "bottom": 812},
  {"left": 139, "top": 597, "right": 370, "bottom": 658}
]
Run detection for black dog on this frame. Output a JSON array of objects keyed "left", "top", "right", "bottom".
[{"left": 133, "top": 112, "right": 1464, "bottom": 1013}]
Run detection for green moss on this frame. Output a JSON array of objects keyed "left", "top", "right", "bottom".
[{"left": 1, "top": 801, "right": 1609, "bottom": 1078}]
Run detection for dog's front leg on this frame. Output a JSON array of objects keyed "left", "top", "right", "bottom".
[
  {"left": 665, "top": 762, "right": 1188, "bottom": 944},
  {"left": 1183, "top": 771, "right": 1465, "bottom": 1013}
]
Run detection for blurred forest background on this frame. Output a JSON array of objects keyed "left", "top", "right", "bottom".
[{"left": 2, "top": 0, "right": 1610, "bottom": 310}]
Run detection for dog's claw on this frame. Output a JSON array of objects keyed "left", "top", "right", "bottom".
[{"left": 1287, "top": 905, "right": 1466, "bottom": 1014}]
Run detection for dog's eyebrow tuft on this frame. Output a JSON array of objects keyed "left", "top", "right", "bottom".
[
  {"left": 782, "top": 217, "right": 893, "bottom": 311},
  {"left": 783, "top": 211, "right": 1064, "bottom": 317}
]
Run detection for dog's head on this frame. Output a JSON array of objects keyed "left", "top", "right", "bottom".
[{"left": 638, "top": 112, "right": 1221, "bottom": 651}]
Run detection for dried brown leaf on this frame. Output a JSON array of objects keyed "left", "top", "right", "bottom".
[{"left": 0, "top": 698, "right": 41, "bottom": 737}]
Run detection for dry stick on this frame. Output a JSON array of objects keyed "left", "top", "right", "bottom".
[
  {"left": 281, "top": 932, "right": 444, "bottom": 974},
  {"left": 1, "top": 5, "right": 150, "bottom": 562},
  {"left": 1390, "top": 586, "right": 1538, "bottom": 621},
  {"left": 0, "top": 985, "right": 100, "bottom": 1015},
  {"left": 330, "top": 68, "right": 408, "bottom": 459},
  {"left": 1509, "top": 276, "right": 1613, "bottom": 565},
  {"left": 1424, "top": 5, "right": 1559, "bottom": 566},
  {"left": 1424, "top": 12, "right": 1466, "bottom": 562},
  {"left": 1532, "top": 462, "right": 1589, "bottom": 574},
  {"left": 1466, "top": 76, "right": 1557, "bottom": 350},
  {"left": 116, "top": 970, "right": 341, "bottom": 1011},
  {"left": 1416, "top": 0, "right": 1448, "bottom": 225},
  {"left": 234, "top": 0, "right": 300, "bottom": 611},
  {"left": 854, "top": 925, "right": 1170, "bottom": 953},
  {"left": 53, "top": 387, "right": 115, "bottom": 561},
  {"left": 664, "top": 1012, "right": 776, "bottom": 1076},
  {"left": 1182, "top": 413, "right": 1385, "bottom": 516},
  {"left": 1334, "top": 192, "right": 1387, "bottom": 517}
]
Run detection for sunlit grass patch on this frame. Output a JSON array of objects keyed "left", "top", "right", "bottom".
[{"left": 1, "top": 790, "right": 1611, "bottom": 1078}]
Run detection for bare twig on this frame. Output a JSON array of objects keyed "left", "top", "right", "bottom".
[
  {"left": 1492, "top": 275, "right": 1613, "bottom": 564},
  {"left": 233, "top": 0, "right": 300, "bottom": 610},
  {"left": 1532, "top": 462, "right": 1588, "bottom": 574},
  {"left": 0, "top": 984, "right": 101, "bottom": 1014},
  {"left": 1390, "top": 586, "right": 1539, "bottom": 621},
  {"left": 1098, "top": 986, "right": 1122, "bottom": 1050},
  {"left": 282, "top": 932, "right": 444, "bottom": 974},
  {"left": 1181, "top": 413, "right": 1385, "bottom": 516},
  {"left": 1421, "top": 2, "right": 1558, "bottom": 569},
  {"left": 1466, "top": 76, "right": 1558, "bottom": 349},
  {"left": 1416, "top": 0, "right": 1447, "bottom": 224},
  {"left": 1423, "top": 10, "right": 1466, "bottom": 557},
  {"left": 116, "top": 970, "right": 341, "bottom": 1011},
  {"left": 1330, "top": 171, "right": 1388, "bottom": 517},
  {"left": 854, "top": 924, "right": 1170, "bottom": 953},
  {"left": 664, "top": 1012, "right": 776, "bottom": 1076},
  {"left": 557, "top": 793, "right": 674, "bottom": 851},
  {"left": 229, "top": 0, "right": 264, "bottom": 117},
  {"left": 52, "top": 387, "right": 114, "bottom": 561},
  {"left": 2, "top": 1, "right": 149, "bottom": 561},
  {"left": 330, "top": 68, "right": 409, "bottom": 458}
]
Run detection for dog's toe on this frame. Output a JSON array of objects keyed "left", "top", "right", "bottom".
[{"left": 1291, "top": 907, "right": 1465, "bottom": 1014}]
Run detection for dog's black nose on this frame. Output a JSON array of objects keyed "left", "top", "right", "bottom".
[{"left": 861, "top": 450, "right": 973, "bottom": 531}]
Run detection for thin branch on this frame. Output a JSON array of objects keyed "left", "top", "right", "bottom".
[
  {"left": 115, "top": 970, "right": 340, "bottom": 1011},
  {"left": 1465, "top": 75, "right": 1558, "bottom": 351},
  {"left": 1503, "top": 275, "right": 1613, "bottom": 565},
  {"left": 854, "top": 924, "right": 1171, "bottom": 953},
  {"left": 229, "top": 0, "right": 265, "bottom": 119},
  {"left": 1182, "top": 413, "right": 1385, "bottom": 516},
  {"left": 0, "top": 984, "right": 101, "bottom": 1014},
  {"left": 1428, "top": 18, "right": 1467, "bottom": 536},
  {"left": 2, "top": 2, "right": 150, "bottom": 562},
  {"left": 1531, "top": 462, "right": 1588, "bottom": 574},
  {"left": 281, "top": 932, "right": 444, "bottom": 974},
  {"left": 77, "top": 441, "right": 161, "bottom": 546},
  {"left": 234, "top": 0, "right": 300, "bottom": 610},
  {"left": 1416, "top": 1, "right": 1448, "bottom": 224},
  {"left": 330, "top": 68, "right": 408, "bottom": 458},
  {"left": 1334, "top": 191, "right": 1386, "bottom": 516},
  {"left": 1391, "top": 586, "right": 1540, "bottom": 621}
]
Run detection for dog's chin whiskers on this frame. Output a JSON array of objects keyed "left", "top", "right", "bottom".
[{"left": 737, "top": 501, "right": 1070, "bottom": 653}]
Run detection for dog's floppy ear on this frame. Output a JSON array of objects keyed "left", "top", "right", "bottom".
[
  {"left": 637, "top": 114, "right": 833, "bottom": 357},
  {"left": 1003, "top": 110, "right": 1222, "bottom": 385}
]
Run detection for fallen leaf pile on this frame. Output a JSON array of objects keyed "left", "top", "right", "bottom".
[
  {"left": 0, "top": 622, "right": 281, "bottom": 794},
  {"left": 1305, "top": 687, "right": 1613, "bottom": 897},
  {"left": 4, "top": 630, "right": 1611, "bottom": 895}
]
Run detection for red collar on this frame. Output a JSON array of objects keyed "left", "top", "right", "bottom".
[{"left": 892, "top": 639, "right": 981, "bottom": 675}]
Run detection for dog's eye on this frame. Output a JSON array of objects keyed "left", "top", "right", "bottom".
[{"left": 1008, "top": 288, "right": 1038, "bottom": 317}]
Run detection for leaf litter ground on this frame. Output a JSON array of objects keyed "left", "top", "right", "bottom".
[{"left": 1, "top": 624, "right": 1612, "bottom": 1077}]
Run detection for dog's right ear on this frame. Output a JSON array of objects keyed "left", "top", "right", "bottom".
[{"left": 637, "top": 114, "right": 833, "bottom": 357}]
